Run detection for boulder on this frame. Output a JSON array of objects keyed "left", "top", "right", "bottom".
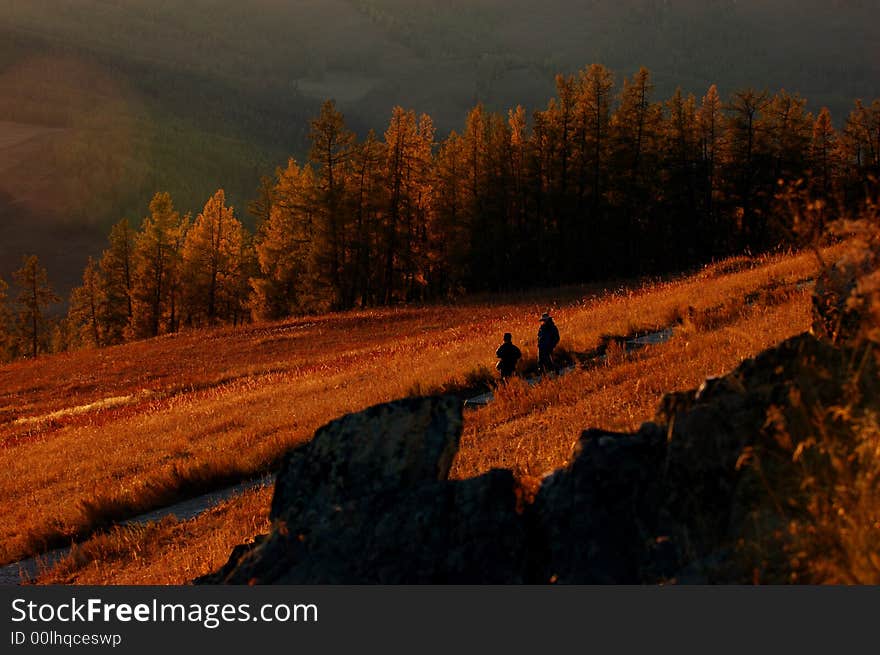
[
  {"left": 653, "top": 333, "right": 855, "bottom": 571},
  {"left": 197, "top": 396, "right": 527, "bottom": 584},
  {"left": 269, "top": 395, "right": 463, "bottom": 521},
  {"left": 528, "top": 331, "right": 871, "bottom": 584},
  {"left": 528, "top": 424, "right": 667, "bottom": 583}
]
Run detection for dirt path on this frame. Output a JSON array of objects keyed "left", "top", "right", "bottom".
[
  {"left": 0, "top": 475, "right": 273, "bottom": 585},
  {"left": 464, "top": 327, "right": 676, "bottom": 407}
]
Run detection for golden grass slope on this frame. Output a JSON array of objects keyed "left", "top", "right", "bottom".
[
  {"left": 36, "top": 268, "right": 823, "bottom": 584},
  {"left": 0, "top": 248, "right": 833, "bottom": 569}
]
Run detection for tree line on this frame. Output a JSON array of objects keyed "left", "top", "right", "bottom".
[{"left": 1, "top": 64, "right": 878, "bottom": 360}]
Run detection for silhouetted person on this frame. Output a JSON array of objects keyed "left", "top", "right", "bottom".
[
  {"left": 495, "top": 333, "right": 522, "bottom": 381},
  {"left": 537, "top": 312, "right": 560, "bottom": 374}
]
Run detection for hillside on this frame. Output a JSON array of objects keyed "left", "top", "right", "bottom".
[
  {"left": 6, "top": 1, "right": 875, "bottom": 121},
  {"left": 0, "top": 247, "right": 842, "bottom": 581},
  {"left": 1, "top": 1, "right": 878, "bottom": 293}
]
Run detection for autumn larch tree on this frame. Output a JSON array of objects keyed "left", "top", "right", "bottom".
[
  {"left": 130, "top": 192, "right": 187, "bottom": 339},
  {"left": 382, "top": 106, "right": 434, "bottom": 303},
  {"left": 98, "top": 218, "right": 135, "bottom": 345},
  {"left": 550, "top": 73, "right": 577, "bottom": 218},
  {"left": 662, "top": 87, "right": 701, "bottom": 267},
  {"left": 12, "top": 255, "right": 59, "bottom": 359},
  {"left": 613, "top": 67, "right": 662, "bottom": 187},
  {"left": 610, "top": 67, "right": 663, "bottom": 266},
  {"left": 67, "top": 256, "right": 103, "bottom": 348},
  {"left": 810, "top": 107, "right": 840, "bottom": 201},
  {"left": 754, "top": 90, "right": 813, "bottom": 247},
  {"left": 764, "top": 90, "right": 812, "bottom": 185},
  {"left": 250, "top": 160, "right": 318, "bottom": 319},
  {"left": 346, "top": 130, "right": 386, "bottom": 306},
  {"left": 404, "top": 112, "right": 435, "bottom": 300},
  {"left": 481, "top": 112, "right": 518, "bottom": 289},
  {"left": 309, "top": 100, "right": 355, "bottom": 307},
  {"left": 248, "top": 174, "right": 276, "bottom": 232},
  {"left": 508, "top": 105, "right": 530, "bottom": 236},
  {"left": 697, "top": 84, "right": 724, "bottom": 243},
  {"left": 725, "top": 89, "right": 771, "bottom": 248},
  {"left": 0, "top": 276, "right": 13, "bottom": 361},
  {"left": 433, "top": 129, "right": 469, "bottom": 293},
  {"left": 841, "top": 99, "right": 880, "bottom": 205},
  {"left": 575, "top": 63, "right": 614, "bottom": 257},
  {"left": 181, "top": 189, "right": 247, "bottom": 325}
]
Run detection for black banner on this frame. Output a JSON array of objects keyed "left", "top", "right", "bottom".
[{"left": 2, "top": 586, "right": 877, "bottom": 653}]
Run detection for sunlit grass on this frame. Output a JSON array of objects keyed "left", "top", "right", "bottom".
[
  {"left": 0, "top": 248, "right": 837, "bottom": 569},
  {"left": 35, "top": 485, "right": 273, "bottom": 585},
  {"left": 452, "top": 287, "right": 811, "bottom": 480}
]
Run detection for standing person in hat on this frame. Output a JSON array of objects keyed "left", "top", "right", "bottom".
[
  {"left": 537, "top": 312, "right": 560, "bottom": 375},
  {"left": 495, "top": 333, "right": 522, "bottom": 382}
]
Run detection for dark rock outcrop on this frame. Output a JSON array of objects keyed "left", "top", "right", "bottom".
[
  {"left": 530, "top": 330, "right": 874, "bottom": 583},
  {"left": 198, "top": 397, "right": 526, "bottom": 584},
  {"left": 529, "top": 424, "right": 668, "bottom": 583}
]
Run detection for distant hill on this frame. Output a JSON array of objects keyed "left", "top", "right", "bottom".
[{"left": 1, "top": 0, "right": 878, "bottom": 294}]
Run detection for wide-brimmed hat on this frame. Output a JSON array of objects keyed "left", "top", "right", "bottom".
[{"left": 540, "top": 312, "right": 552, "bottom": 322}]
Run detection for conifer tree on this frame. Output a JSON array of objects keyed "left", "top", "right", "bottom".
[
  {"left": 12, "top": 255, "right": 59, "bottom": 359},
  {"left": 611, "top": 67, "right": 663, "bottom": 265},
  {"left": 181, "top": 189, "right": 246, "bottom": 325},
  {"left": 665, "top": 89, "right": 699, "bottom": 179},
  {"left": 229, "top": 230, "right": 257, "bottom": 326},
  {"left": 250, "top": 160, "right": 317, "bottom": 319},
  {"left": 612, "top": 67, "right": 662, "bottom": 185},
  {"left": 405, "top": 113, "right": 435, "bottom": 300},
  {"left": 763, "top": 90, "right": 812, "bottom": 184},
  {"left": 481, "top": 112, "right": 518, "bottom": 288},
  {"left": 810, "top": 107, "right": 839, "bottom": 200},
  {"left": 67, "top": 257, "right": 103, "bottom": 348},
  {"left": 166, "top": 212, "right": 192, "bottom": 334},
  {"left": 725, "top": 89, "right": 771, "bottom": 247},
  {"left": 551, "top": 74, "right": 577, "bottom": 208},
  {"left": 662, "top": 88, "right": 701, "bottom": 265},
  {"left": 382, "top": 106, "right": 423, "bottom": 302},
  {"left": 346, "top": 131, "right": 386, "bottom": 306},
  {"left": 248, "top": 175, "right": 276, "bottom": 231},
  {"left": 309, "top": 100, "right": 355, "bottom": 306},
  {"left": 697, "top": 84, "right": 724, "bottom": 224},
  {"left": 841, "top": 99, "right": 880, "bottom": 202},
  {"left": 99, "top": 218, "right": 135, "bottom": 344},
  {"left": 459, "top": 104, "right": 493, "bottom": 285},
  {"left": 0, "top": 277, "right": 12, "bottom": 362},
  {"left": 508, "top": 105, "right": 530, "bottom": 233},
  {"left": 528, "top": 107, "right": 553, "bottom": 270},
  {"left": 575, "top": 63, "right": 614, "bottom": 214},
  {"left": 130, "top": 192, "right": 186, "bottom": 338},
  {"left": 433, "top": 130, "right": 469, "bottom": 293}
]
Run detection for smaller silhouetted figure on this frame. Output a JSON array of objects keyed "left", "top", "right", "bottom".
[
  {"left": 495, "top": 332, "right": 522, "bottom": 381},
  {"left": 537, "top": 312, "right": 560, "bottom": 375}
]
